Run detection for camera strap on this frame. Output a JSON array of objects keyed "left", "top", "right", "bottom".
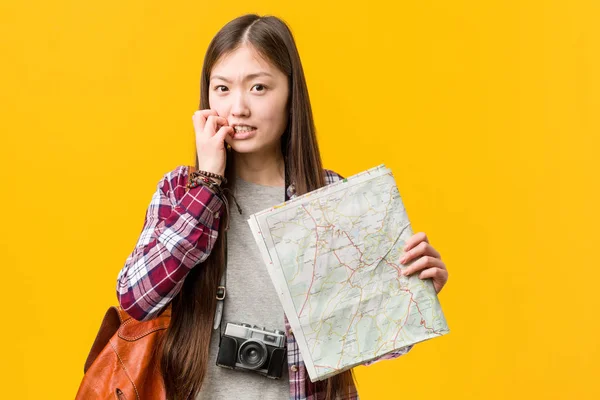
[
  {"left": 213, "top": 232, "right": 228, "bottom": 337},
  {"left": 212, "top": 161, "right": 291, "bottom": 340}
]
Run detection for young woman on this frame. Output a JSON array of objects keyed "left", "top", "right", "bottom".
[{"left": 116, "top": 14, "right": 449, "bottom": 400}]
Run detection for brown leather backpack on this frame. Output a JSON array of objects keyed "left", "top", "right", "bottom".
[{"left": 75, "top": 304, "right": 171, "bottom": 399}]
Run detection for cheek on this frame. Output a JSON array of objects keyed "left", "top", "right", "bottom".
[
  {"left": 261, "top": 111, "right": 288, "bottom": 141},
  {"left": 262, "top": 100, "right": 288, "bottom": 125},
  {"left": 208, "top": 95, "right": 227, "bottom": 115}
]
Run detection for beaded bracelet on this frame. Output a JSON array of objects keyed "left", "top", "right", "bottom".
[
  {"left": 187, "top": 175, "right": 220, "bottom": 191},
  {"left": 191, "top": 170, "right": 227, "bottom": 185}
]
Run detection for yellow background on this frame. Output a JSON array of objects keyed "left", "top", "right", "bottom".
[{"left": 1, "top": 0, "right": 598, "bottom": 398}]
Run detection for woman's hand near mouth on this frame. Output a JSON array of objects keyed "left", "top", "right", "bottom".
[{"left": 192, "top": 109, "right": 234, "bottom": 177}]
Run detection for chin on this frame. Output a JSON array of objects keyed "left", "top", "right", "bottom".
[
  {"left": 229, "top": 141, "right": 259, "bottom": 154},
  {"left": 229, "top": 138, "right": 278, "bottom": 155}
]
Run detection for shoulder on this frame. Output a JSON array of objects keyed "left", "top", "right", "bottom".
[
  {"left": 323, "top": 168, "right": 344, "bottom": 185},
  {"left": 286, "top": 168, "right": 343, "bottom": 199},
  {"left": 160, "top": 166, "right": 341, "bottom": 196}
]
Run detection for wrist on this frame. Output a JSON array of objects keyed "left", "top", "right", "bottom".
[
  {"left": 187, "top": 175, "right": 221, "bottom": 191},
  {"left": 194, "top": 170, "right": 227, "bottom": 186},
  {"left": 196, "top": 164, "right": 224, "bottom": 178}
]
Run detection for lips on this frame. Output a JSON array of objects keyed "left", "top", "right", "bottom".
[
  {"left": 233, "top": 125, "right": 257, "bottom": 132},
  {"left": 231, "top": 125, "right": 257, "bottom": 140}
]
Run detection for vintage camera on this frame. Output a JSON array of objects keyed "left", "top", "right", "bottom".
[{"left": 216, "top": 322, "right": 287, "bottom": 379}]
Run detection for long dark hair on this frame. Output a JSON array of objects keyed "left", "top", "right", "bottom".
[{"left": 159, "top": 14, "right": 357, "bottom": 399}]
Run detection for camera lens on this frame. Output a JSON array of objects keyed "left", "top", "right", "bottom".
[{"left": 238, "top": 339, "right": 268, "bottom": 370}]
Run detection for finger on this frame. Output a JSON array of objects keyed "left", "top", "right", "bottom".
[
  {"left": 192, "top": 109, "right": 218, "bottom": 132},
  {"left": 418, "top": 268, "right": 449, "bottom": 294},
  {"left": 419, "top": 267, "right": 449, "bottom": 293},
  {"left": 224, "top": 131, "right": 234, "bottom": 147},
  {"left": 400, "top": 241, "right": 441, "bottom": 265},
  {"left": 214, "top": 125, "right": 234, "bottom": 143},
  {"left": 401, "top": 256, "right": 445, "bottom": 276},
  {"left": 403, "top": 232, "right": 429, "bottom": 252},
  {"left": 418, "top": 267, "right": 448, "bottom": 282},
  {"left": 205, "top": 116, "right": 229, "bottom": 136}
]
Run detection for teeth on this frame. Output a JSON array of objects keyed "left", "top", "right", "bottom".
[{"left": 234, "top": 126, "right": 255, "bottom": 132}]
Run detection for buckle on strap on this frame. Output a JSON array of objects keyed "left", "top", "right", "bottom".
[{"left": 216, "top": 286, "right": 226, "bottom": 301}]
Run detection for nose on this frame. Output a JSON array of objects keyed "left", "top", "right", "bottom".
[{"left": 230, "top": 91, "right": 250, "bottom": 118}]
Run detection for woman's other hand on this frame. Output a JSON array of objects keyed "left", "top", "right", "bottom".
[{"left": 400, "top": 232, "right": 449, "bottom": 294}]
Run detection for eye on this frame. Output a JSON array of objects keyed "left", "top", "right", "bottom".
[
  {"left": 252, "top": 84, "right": 267, "bottom": 92},
  {"left": 214, "top": 85, "right": 228, "bottom": 92}
]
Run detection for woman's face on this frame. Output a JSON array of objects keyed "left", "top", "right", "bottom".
[{"left": 209, "top": 44, "right": 290, "bottom": 154}]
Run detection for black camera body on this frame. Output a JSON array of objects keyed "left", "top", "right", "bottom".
[{"left": 216, "top": 322, "right": 287, "bottom": 379}]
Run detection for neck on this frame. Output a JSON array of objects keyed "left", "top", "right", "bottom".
[{"left": 233, "top": 146, "right": 285, "bottom": 187}]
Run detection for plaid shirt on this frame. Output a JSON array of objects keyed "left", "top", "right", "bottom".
[{"left": 117, "top": 165, "right": 412, "bottom": 400}]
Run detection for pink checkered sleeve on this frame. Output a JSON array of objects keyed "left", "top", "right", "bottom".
[{"left": 116, "top": 166, "right": 224, "bottom": 321}]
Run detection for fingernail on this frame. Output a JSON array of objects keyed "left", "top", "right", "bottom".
[{"left": 400, "top": 257, "right": 406, "bottom": 264}]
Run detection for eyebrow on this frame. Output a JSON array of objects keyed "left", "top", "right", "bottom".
[{"left": 210, "top": 72, "right": 274, "bottom": 82}]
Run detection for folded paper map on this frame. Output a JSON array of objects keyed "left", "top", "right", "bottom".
[{"left": 247, "top": 164, "right": 449, "bottom": 381}]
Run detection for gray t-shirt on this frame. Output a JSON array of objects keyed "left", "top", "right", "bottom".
[{"left": 196, "top": 177, "right": 289, "bottom": 400}]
